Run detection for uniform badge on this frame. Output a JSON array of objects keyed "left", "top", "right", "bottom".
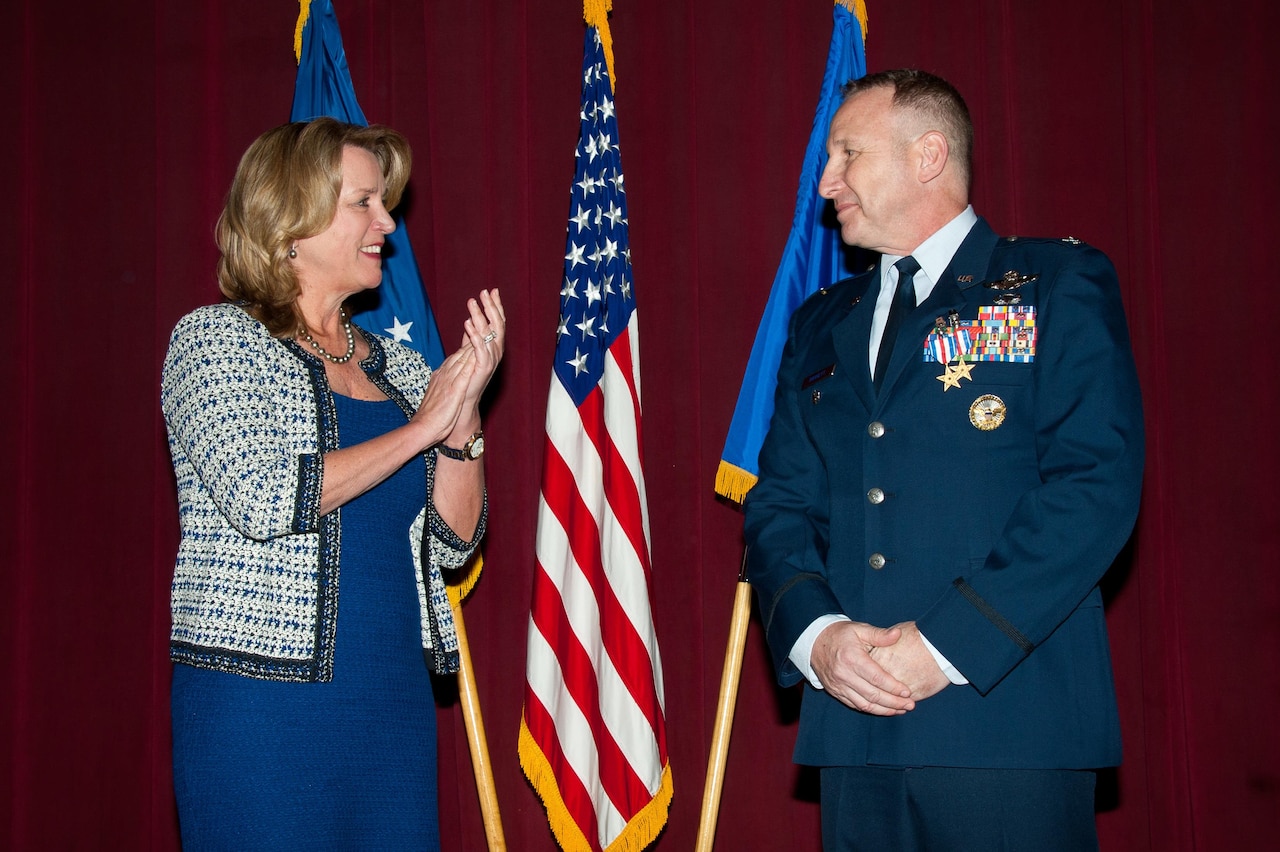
[
  {"left": 925, "top": 300, "right": 1038, "bottom": 391},
  {"left": 982, "top": 271, "right": 1035, "bottom": 306},
  {"left": 969, "top": 394, "right": 1007, "bottom": 431},
  {"left": 982, "top": 270, "right": 1039, "bottom": 290},
  {"left": 924, "top": 323, "right": 974, "bottom": 364},
  {"left": 925, "top": 318, "right": 979, "bottom": 391},
  {"left": 802, "top": 364, "right": 836, "bottom": 388},
  {"left": 972, "top": 305, "right": 1037, "bottom": 362}
]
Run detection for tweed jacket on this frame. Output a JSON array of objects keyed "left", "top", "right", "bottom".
[
  {"left": 745, "top": 218, "right": 1144, "bottom": 769},
  {"left": 161, "top": 303, "right": 485, "bottom": 682}
]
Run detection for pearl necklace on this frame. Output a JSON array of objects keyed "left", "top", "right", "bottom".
[{"left": 299, "top": 309, "right": 356, "bottom": 364}]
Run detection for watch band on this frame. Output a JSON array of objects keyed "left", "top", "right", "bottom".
[{"left": 435, "top": 431, "right": 484, "bottom": 461}]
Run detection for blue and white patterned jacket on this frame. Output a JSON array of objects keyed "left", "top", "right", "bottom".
[{"left": 161, "top": 303, "right": 485, "bottom": 681}]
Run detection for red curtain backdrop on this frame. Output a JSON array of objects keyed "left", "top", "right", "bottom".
[{"left": 5, "top": 1, "right": 1278, "bottom": 848}]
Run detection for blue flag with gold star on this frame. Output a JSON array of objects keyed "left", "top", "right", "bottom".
[{"left": 290, "top": 0, "right": 446, "bottom": 369}]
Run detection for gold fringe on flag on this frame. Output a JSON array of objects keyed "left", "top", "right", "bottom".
[
  {"left": 583, "top": 0, "right": 617, "bottom": 90},
  {"left": 446, "top": 553, "right": 485, "bottom": 606},
  {"left": 606, "top": 764, "right": 673, "bottom": 852},
  {"left": 837, "top": 0, "right": 869, "bottom": 44},
  {"left": 294, "top": 0, "right": 313, "bottom": 64},
  {"left": 518, "top": 719, "right": 593, "bottom": 851},
  {"left": 714, "top": 461, "right": 759, "bottom": 507},
  {"left": 519, "top": 717, "right": 675, "bottom": 852}
]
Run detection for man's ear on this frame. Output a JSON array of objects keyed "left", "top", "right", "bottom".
[{"left": 916, "top": 130, "right": 950, "bottom": 183}]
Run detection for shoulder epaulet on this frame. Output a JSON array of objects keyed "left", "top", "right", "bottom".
[{"left": 999, "top": 234, "right": 1090, "bottom": 248}]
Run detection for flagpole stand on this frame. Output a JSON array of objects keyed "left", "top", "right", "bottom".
[
  {"left": 452, "top": 597, "right": 507, "bottom": 851},
  {"left": 695, "top": 557, "right": 754, "bottom": 852}
]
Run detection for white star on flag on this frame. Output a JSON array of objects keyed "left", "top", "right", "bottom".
[{"left": 384, "top": 316, "right": 414, "bottom": 343}]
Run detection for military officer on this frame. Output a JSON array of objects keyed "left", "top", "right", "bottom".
[{"left": 744, "top": 69, "right": 1144, "bottom": 850}]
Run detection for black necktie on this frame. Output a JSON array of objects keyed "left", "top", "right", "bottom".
[{"left": 873, "top": 255, "right": 920, "bottom": 391}]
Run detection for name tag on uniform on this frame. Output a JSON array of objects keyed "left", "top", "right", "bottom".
[{"left": 802, "top": 364, "right": 836, "bottom": 388}]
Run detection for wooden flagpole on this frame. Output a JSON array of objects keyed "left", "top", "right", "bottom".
[
  {"left": 450, "top": 595, "right": 507, "bottom": 850},
  {"left": 695, "top": 555, "right": 754, "bottom": 852}
]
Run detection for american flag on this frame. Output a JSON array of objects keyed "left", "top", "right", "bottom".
[{"left": 519, "top": 20, "right": 672, "bottom": 852}]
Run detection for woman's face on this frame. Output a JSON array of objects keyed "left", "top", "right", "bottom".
[{"left": 292, "top": 146, "right": 396, "bottom": 301}]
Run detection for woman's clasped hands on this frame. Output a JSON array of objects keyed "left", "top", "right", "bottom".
[{"left": 410, "top": 288, "right": 505, "bottom": 450}]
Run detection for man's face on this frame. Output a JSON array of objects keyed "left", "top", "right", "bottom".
[{"left": 818, "top": 87, "right": 919, "bottom": 254}]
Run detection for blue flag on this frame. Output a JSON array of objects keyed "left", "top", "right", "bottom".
[
  {"left": 291, "top": 0, "right": 446, "bottom": 369},
  {"left": 291, "top": 1, "right": 481, "bottom": 600},
  {"left": 714, "top": 1, "right": 868, "bottom": 504}
]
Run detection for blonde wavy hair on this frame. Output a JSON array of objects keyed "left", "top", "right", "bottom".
[{"left": 215, "top": 118, "right": 411, "bottom": 336}]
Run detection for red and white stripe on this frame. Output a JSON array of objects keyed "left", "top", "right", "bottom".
[{"left": 522, "top": 315, "right": 671, "bottom": 851}]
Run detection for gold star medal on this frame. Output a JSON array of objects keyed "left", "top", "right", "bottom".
[
  {"left": 936, "top": 355, "right": 975, "bottom": 392},
  {"left": 927, "top": 313, "right": 979, "bottom": 393},
  {"left": 936, "top": 363, "right": 962, "bottom": 390}
]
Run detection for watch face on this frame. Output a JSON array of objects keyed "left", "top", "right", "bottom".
[{"left": 468, "top": 435, "right": 485, "bottom": 458}]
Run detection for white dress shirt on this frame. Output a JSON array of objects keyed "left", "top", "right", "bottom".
[{"left": 790, "top": 206, "right": 979, "bottom": 689}]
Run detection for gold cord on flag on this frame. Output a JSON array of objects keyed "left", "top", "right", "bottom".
[
  {"left": 583, "top": 0, "right": 617, "bottom": 89},
  {"left": 294, "top": 0, "right": 313, "bottom": 64},
  {"left": 836, "top": 0, "right": 869, "bottom": 44}
]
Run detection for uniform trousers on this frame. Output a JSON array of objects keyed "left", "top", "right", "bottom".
[{"left": 819, "top": 765, "right": 1098, "bottom": 852}]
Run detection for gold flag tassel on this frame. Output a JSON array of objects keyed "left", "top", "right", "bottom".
[
  {"left": 294, "top": 0, "right": 313, "bottom": 64},
  {"left": 583, "top": 0, "right": 617, "bottom": 89},
  {"left": 837, "top": 0, "right": 869, "bottom": 44}
]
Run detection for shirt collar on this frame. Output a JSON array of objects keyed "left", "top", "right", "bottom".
[{"left": 881, "top": 205, "right": 978, "bottom": 287}]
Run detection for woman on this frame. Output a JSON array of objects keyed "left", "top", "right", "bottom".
[{"left": 160, "top": 117, "right": 504, "bottom": 848}]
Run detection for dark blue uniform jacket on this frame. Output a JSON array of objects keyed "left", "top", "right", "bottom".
[{"left": 744, "top": 218, "right": 1144, "bottom": 769}]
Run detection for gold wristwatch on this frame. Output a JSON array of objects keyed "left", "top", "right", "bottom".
[{"left": 435, "top": 431, "right": 485, "bottom": 461}]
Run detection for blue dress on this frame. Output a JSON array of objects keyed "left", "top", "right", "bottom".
[{"left": 171, "top": 394, "right": 440, "bottom": 849}]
